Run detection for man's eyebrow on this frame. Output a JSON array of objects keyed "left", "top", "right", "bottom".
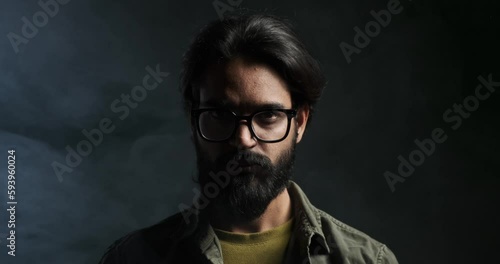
[
  {"left": 256, "top": 102, "right": 287, "bottom": 109},
  {"left": 200, "top": 99, "right": 230, "bottom": 107},
  {"left": 199, "top": 100, "right": 287, "bottom": 109}
]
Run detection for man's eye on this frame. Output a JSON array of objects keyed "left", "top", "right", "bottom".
[
  {"left": 210, "top": 110, "right": 232, "bottom": 119},
  {"left": 255, "top": 111, "right": 280, "bottom": 124},
  {"left": 260, "top": 111, "right": 278, "bottom": 119}
]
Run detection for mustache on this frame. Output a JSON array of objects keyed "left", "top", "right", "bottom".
[{"left": 216, "top": 150, "right": 272, "bottom": 169}]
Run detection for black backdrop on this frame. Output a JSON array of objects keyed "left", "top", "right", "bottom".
[{"left": 0, "top": 0, "right": 499, "bottom": 263}]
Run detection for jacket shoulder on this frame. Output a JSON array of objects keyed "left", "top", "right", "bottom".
[
  {"left": 98, "top": 211, "right": 193, "bottom": 264},
  {"left": 316, "top": 209, "right": 399, "bottom": 264}
]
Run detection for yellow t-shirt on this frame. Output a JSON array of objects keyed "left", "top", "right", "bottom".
[{"left": 213, "top": 218, "right": 294, "bottom": 264}]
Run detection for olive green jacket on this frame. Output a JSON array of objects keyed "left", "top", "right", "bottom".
[{"left": 99, "top": 181, "right": 398, "bottom": 263}]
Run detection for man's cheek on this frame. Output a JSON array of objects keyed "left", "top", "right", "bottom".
[{"left": 267, "top": 148, "right": 281, "bottom": 165}]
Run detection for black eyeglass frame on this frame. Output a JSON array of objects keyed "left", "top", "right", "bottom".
[{"left": 191, "top": 108, "right": 298, "bottom": 143}]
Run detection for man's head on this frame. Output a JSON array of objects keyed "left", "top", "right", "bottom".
[{"left": 180, "top": 14, "right": 325, "bottom": 221}]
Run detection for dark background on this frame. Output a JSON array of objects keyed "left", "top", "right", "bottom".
[{"left": 0, "top": 0, "right": 499, "bottom": 263}]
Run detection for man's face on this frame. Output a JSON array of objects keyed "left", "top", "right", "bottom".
[{"left": 192, "top": 57, "right": 309, "bottom": 221}]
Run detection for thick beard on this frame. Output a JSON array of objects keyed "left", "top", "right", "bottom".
[{"left": 194, "top": 132, "right": 297, "bottom": 222}]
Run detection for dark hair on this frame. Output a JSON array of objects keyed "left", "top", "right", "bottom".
[{"left": 180, "top": 13, "right": 326, "bottom": 127}]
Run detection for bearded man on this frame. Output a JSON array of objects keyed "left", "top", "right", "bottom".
[{"left": 99, "top": 13, "right": 398, "bottom": 264}]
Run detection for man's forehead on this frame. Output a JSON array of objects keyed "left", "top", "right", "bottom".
[
  {"left": 196, "top": 57, "right": 293, "bottom": 110},
  {"left": 200, "top": 97, "right": 289, "bottom": 111},
  {"left": 198, "top": 88, "right": 293, "bottom": 112}
]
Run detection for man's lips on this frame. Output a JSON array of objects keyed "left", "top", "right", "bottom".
[
  {"left": 236, "top": 159, "right": 260, "bottom": 167},
  {"left": 240, "top": 163, "right": 259, "bottom": 168}
]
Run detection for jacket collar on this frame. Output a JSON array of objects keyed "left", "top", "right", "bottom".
[
  {"left": 180, "top": 180, "right": 330, "bottom": 261},
  {"left": 287, "top": 181, "right": 330, "bottom": 257}
]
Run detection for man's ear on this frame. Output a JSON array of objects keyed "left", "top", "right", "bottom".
[
  {"left": 295, "top": 104, "right": 309, "bottom": 144},
  {"left": 189, "top": 119, "right": 196, "bottom": 144},
  {"left": 190, "top": 129, "right": 195, "bottom": 143},
  {"left": 187, "top": 110, "right": 196, "bottom": 143}
]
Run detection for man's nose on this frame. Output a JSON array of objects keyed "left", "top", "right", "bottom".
[{"left": 229, "top": 120, "right": 257, "bottom": 148}]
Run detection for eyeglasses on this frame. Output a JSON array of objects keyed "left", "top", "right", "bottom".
[{"left": 192, "top": 108, "right": 297, "bottom": 143}]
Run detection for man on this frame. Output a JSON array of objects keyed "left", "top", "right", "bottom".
[{"left": 99, "top": 13, "right": 398, "bottom": 264}]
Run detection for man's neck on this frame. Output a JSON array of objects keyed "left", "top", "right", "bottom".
[{"left": 209, "top": 188, "right": 293, "bottom": 233}]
